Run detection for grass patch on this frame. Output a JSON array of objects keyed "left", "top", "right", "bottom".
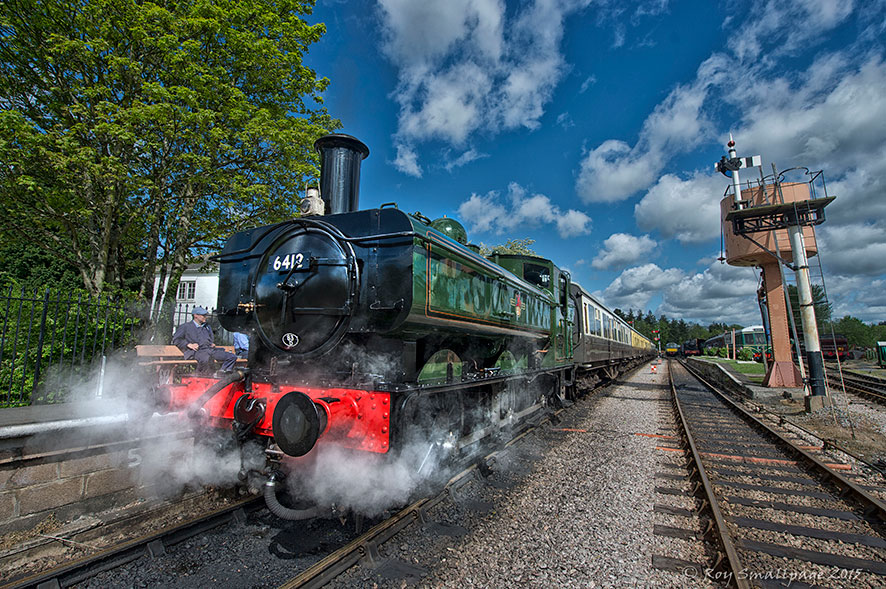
[{"left": 699, "top": 357, "right": 766, "bottom": 375}]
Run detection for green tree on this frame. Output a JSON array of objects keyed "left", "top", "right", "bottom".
[
  {"left": 786, "top": 284, "right": 832, "bottom": 331},
  {"left": 688, "top": 324, "right": 709, "bottom": 340},
  {"left": 831, "top": 316, "right": 872, "bottom": 348},
  {"left": 0, "top": 234, "right": 81, "bottom": 293},
  {"left": 479, "top": 238, "right": 537, "bottom": 256},
  {"left": 0, "top": 0, "right": 339, "bottom": 298}
]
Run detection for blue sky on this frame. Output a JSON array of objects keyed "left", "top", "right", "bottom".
[{"left": 304, "top": 0, "right": 886, "bottom": 326}]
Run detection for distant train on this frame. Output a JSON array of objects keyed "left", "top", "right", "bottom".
[
  {"left": 794, "top": 333, "right": 848, "bottom": 361},
  {"left": 571, "top": 284, "right": 654, "bottom": 370},
  {"left": 680, "top": 338, "right": 704, "bottom": 357},
  {"left": 821, "top": 334, "right": 849, "bottom": 361},
  {"left": 704, "top": 326, "right": 767, "bottom": 359},
  {"left": 664, "top": 342, "right": 679, "bottom": 357}
]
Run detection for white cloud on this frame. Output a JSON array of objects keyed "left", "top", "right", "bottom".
[
  {"left": 556, "top": 112, "right": 574, "bottom": 129},
  {"left": 557, "top": 209, "right": 593, "bottom": 238},
  {"left": 378, "top": 0, "right": 505, "bottom": 67},
  {"left": 823, "top": 147, "right": 886, "bottom": 224},
  {"left": 575, "top": 139, "right": 656, "bottom": 203},
  {"left": 815, "top": 222, "right": 886, "bottom": 277},
  {"left": 457, "top": 182, "right": 592, "bottom": 239},
  {"left": 593, "top": 259, "right": 762, "bottom": 324},
  {"left": 634, "top": 172, "right": 726, "bottom": 244},
  {"left": 579, "top": 75, "right": 596, "bottom": 93},
  {"left": 443, "top": 148, "right": 489, "bottom": 172},
  {"left": 726, "top": 54, "right": 886, "bottom": 227},
  {"left": 727, "top": 0, "right": 854, "bottom": 63},
  {"left": 456, "top": 191, "right": 508, "bottom": 234},
  {"left": 824, "top": 276, "right": 886, "bottom": 323},
  {"left": 392, "top": 142, "right": 422, "bottom": 177},
  {"left": 397, "top": 62, "right": 491, "bottom": 145},
  {"left": 731, "top": 55, "right": 886, "bottom": 173},
  {"left": 595, "top": 263, "right": 684, "bottom": 310},
  {"left": 657, "top": 261, "right": 762, "bottom": 325},
  {"left": 379, "top": 0, "right": 597, "bottom": 171},
  {"left": 575, "top": 65, "right": 722, "bottom": 202},
  {"left": 611, "top": 24, "right": 625, "bottom": 48},
  {"left": 592, "top": 233, "right": 657, "bottom": 269}
]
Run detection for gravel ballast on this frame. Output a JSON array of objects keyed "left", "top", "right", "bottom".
[{"left": 332, "top": 361, "right": 716, "bottom": 588}]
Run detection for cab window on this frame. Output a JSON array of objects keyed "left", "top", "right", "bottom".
[{"left": 523, "top": 262, "right": 550, "bottom": 288}]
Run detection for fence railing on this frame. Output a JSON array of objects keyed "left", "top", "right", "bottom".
[{"left": 0, "top": 286, "right": 233, "bottom": 408}]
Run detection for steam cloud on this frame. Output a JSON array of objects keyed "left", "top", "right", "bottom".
[{"left": 44, "top": 343, "right": 554, "bottom": 518}]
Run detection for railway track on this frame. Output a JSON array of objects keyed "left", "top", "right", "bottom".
[
  {"left": 827, "top": 370, "right": 886, "bottom": 408},
  {"left": 278, "top": 431, "right": 532, "bottom": 589},
  {"left": 3, "top": 496, "right": 265, "bottom": 589},
  {"left": 668, "top": 359, "right": 886, "bottom": 588}
]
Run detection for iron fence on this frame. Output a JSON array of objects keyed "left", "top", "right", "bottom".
[{"left": 0, "top": 286, "right": 235, "bottom": 408}]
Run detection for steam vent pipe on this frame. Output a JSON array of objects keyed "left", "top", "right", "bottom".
[{"left": 314, "top": 134, "right": 370, "bottom": 215}]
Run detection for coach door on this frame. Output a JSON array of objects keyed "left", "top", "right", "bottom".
[{"left": 555, "top": 272, "right": 574, "bottom": 362}]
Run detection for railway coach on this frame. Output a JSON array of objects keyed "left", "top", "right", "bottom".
[{"left": 570, "top": 283, "right": 654, "bottom": 372}]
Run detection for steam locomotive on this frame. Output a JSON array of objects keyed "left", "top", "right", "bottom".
[{"left": 163, "top": 134, "right": 654, "bottom": 519}]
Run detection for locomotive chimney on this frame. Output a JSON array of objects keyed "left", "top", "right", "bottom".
[{"left": 314, "top": 134, "right": 370, "bottom": 214}]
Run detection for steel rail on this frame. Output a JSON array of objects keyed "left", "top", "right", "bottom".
[
  {"left": 679, "top": 360, "right": 886, "bottom": 521},
  {"left": 3, "top": 497, "right": 264, "bottom": 589},
  {"left": 827, "top": 373, "right": 886, "bottom": 407},
  {"left": 667, "top": 360, "right": 750, "bottom": 589},
  {"left": 694, "top": 370, "right": 885, "bottom": 478}
]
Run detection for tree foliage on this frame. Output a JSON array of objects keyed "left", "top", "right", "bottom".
[
  {"left": 786, "top": 284, "right": 832, "bottom": 330},
  {"left": 479, "top": 238, "right": 538, "bottom": 256},
  {"left": 0, "top": 0, "right": 340, "bottom": 298},
  {"left": 826, "top": 316, "right": 886, "bottom": 349}
]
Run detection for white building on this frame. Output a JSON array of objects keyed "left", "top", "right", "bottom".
[{"left": 151, "top": 263, "right": 220, "bottom": 324}]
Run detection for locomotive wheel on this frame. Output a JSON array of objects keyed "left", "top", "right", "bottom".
[{"left": 396, "top": 389, "right": 465, "bottom": 477}]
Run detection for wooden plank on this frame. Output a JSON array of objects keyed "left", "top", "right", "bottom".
[
  {"left": 653, "top": 524, "right": 697, "bottom": 540},
  {"left": 717, "top": 480, "right": 834, "bottom": 500},
  {"left": 730, "top": 516, "right": 886, "bottom": 549},
  {"left": 654, "top": 504, "right": 695, "bottom": 517},
  {"left": 738, "top": 538, "right": 886, "bottom": 575},
  {"left": 651, "top": 554, "right": 703, "bottom": 574},
  {"left": 655, "top": 486, "right": 689, "bottom": 496},
  {"left": 726, "top": 496, "right": 868, "bottom": 522},
  {"left": 136, "top": 345, "right": 183, "bottom": 357}
]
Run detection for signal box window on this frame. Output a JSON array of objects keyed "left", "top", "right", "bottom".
[{"left": 178, "top": 280, "right": 196, "bottom": 301}]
